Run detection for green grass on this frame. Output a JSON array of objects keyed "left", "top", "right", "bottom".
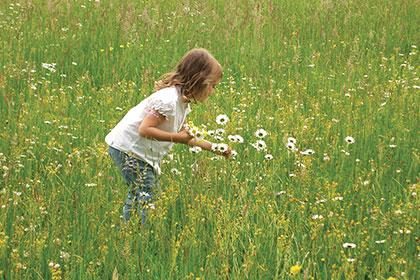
[{"left": 0, "top": 0, "right": 418, "bottom": 279}]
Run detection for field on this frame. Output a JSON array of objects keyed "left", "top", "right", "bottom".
[{"left": 0, "top": 0, "right": 419, "bottom": 279}]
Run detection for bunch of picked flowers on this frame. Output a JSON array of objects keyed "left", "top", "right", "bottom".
[{"left": 184, "top": 122, "right": 206, "bottom": 140}]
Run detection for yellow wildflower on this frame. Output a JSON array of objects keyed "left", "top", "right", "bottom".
[{"left": 290, "top": 264, "right": 302, "bottom": 276}]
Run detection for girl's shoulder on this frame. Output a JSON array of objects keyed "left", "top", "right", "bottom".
[
  {"left": 150, "top": 86, "right": 178, "bottom": 103},
  {"left": 144, "top": 87, "right": 179, "bottom": 118}
]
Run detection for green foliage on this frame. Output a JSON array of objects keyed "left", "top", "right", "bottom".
[{"left": 0, "top": 0, "right": 418, "bottom": 279}]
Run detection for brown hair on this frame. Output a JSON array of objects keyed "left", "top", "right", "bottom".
[{"left": 154, "top": 48, "right": 222, "bottom": 100}]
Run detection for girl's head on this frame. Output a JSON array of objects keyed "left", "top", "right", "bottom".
[{"left": 155, "top": 48, "right": 222, "bottom": 102}]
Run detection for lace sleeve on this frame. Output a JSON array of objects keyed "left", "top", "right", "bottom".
[{"left": 145, "top": 98, "right": 175, "bottom": 119}]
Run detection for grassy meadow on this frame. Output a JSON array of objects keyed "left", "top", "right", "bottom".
[{"left": 0, "top": 0, "right": 419, "bottom": 279}]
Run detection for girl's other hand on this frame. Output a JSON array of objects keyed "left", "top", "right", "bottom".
[
  {"left": 212, "top": 145, "right": 233, "bottom": 159},
  {"left": 221, "top": 146, "right": 233, "bottom": 158}
]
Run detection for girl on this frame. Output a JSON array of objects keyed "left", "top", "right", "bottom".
[{"left": 106, "top": 48, "right": 231, "bottom": 222}]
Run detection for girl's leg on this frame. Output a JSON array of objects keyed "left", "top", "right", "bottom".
[
  {"left": 108, "top": 147, "right": 156, "bottom": 222},
  {"left": 133, "top": 165, "right": 156, "bottom": 224}
]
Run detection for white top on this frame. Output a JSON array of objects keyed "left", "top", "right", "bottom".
[{"left": 105, "top": 86, "right": 191, "bottom": 174}]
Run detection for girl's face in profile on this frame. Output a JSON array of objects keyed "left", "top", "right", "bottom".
[{"left": 195, "top": 80, "right": 219, "bottom": 102}]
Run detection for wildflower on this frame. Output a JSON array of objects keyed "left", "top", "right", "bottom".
[
  {"left": 347, "top": 258, "right": 356, "bottom": 263},
  {"left": 315, "top": 199, "right": 327, "bottom": 204},
  {"left": 228, "top": 134, "right": 244, "bottom": 143},
  {"left": 207, "top": 130, "right": 215, "bottom": 137},
  {"left": 235, "top": 135, "right": 244, "bottom": 143},
  {"left": 215, "top": 128, "right": 225, "bottom": 136},
  {"left": 300, "top": 149, "right": 315, "bottom": 156},
  {"left": 290, "top": 264, "right": 302, "bottom": 276},
  {"left": 189, "top": 146, "right": 202, "bottom": 153},
  {"left": 343, "top": 242, "right": 357, "bottom": 249},
  {"left": 252, "top": 140, "right": 267, "bottom": 151},
  {"left": 228, "top": 135, "right": 236, "bottom": 142},
  {"left": 286, "top": 142, "right": 297, "bottom": 151},
  {"left": 375, "top": 240, "right": 386, "bottom": 244},
  {"left": 211, "top": 143, "right": 229, "bottom": 154},
  {"left": 216, "top": 143, "right": 229, "bottom": 153},
  {"left": 264, "top": 154, "right": 273, "bottom": 160},
  {"left": 216, "top": 114, "right": 229, "bottom": 125},
  {"left": 345, "top": 136, "right": 355, "bottom": 144},
  {"left": 275, "top": 191, "right": 286, "bottom": 196},
  {"left": 214, "top": 135, "right": 224, "bottom": 141},
  {"left": 188, "top": 126, "right": 205, "bottom": 140},
  {"left": 230, "top": 150, "right": 238, "bottom": 158},
  {"left": 255, "top": 128, "right": 268, "bottom": 138},
  {"left": 60, "top": 251, "right": 70, "bottom": 262},
  {"left": 41, "top": 63, "right": 56, "bottom": 72},
  {"left": 311, "top": 214, "right": 323, "bottom": 220},
  {"left": 287, "top": 137, "right": 297, "bottom": 144},
  {"left": 170, "top": 168, "right": 181, "bottom": 175}
]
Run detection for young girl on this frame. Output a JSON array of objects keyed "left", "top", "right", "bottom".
[{"left": 106, "top": 48, "right": 231, "bottom": 222}]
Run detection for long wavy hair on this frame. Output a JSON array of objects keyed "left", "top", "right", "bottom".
[{"left": 154, "top": 48, "right": 222, "bottom": 101}]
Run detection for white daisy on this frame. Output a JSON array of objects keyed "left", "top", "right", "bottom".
[
  {"left": 275, "top": 191, "right": 286, "bottom": 196},
  {"left": 264, "top": 154, "right": 273, "bottom": 160},
  {"left": 216, "top": 114, "right": 229, "bottom": 125},
  {"left": 252, "top": 140, "right": 267, "bottom": 151},
  {"left": 207, "top": 130, "right": 215, "bottom": 137},
  {"left": 255, "top": 128, "right": 268, "bottom": 138},
  {"left": 217, "top": 143, "right": 229, "bottom": 153},
  {"left": 235, "top": 135, "right": 244, "bottom": 143},
  {"left": 214, "top": 135, "right": 224, "bottom": 141},
  {"left": 311, "top": 214, "right": 323, "bottom": 220},
  {"left": 228, "top": 135, "right": 237, "bottom": 142},
  {"left": 189, "top": 146, "right": 202, "bottom": 153},
  {"left": 211, "top": 143, "right": 229, "bottom": 153},
  {"left": 188, "top": 126, "right": 199, "bottom": 137},
  {"left": 170, "top": 168, "right": 181, "bottom": 175},
  {"left": 345, "top": 136, "right": 355, "bottom": 144},
  {"left": 215, "top": 128, "right": 225, "bottom": 136},
  {"left": 343, "top": 242, "right": 357, "bottom": 249},
  {"left": 287, "top": 137, "right": 297, "bottom": 144},
  {"left": 194, "top": 130, "right": 204, "bottom": 140},
  {"left": 228, "top": 134, "right": 244, "bottom": 143},
  {"left": 300, "top": 149, "right": 315, "bottom": 156},
  {"left": 41, "top": 62, "right": 56, "bottom": 72},
  {"left": 286, "top": 142, "right": 297, "bottom": 151}
]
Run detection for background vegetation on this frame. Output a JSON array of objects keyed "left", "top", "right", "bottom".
[{"left": 0, "top": 0, "right": 418, "bottom": 279}]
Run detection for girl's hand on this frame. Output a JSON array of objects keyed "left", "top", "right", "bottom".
[
  {"left": 176, "top": 129, "right": 194, "bottom": 144},
  {"left": 212, "top": 144, "right": 233, "bottom": 159},
  {"left": 220, "top": 147, "right": 233, "bottom": 158}
]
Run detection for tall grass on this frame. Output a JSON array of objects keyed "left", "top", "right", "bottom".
[{"left": 0, "top": 0, "right": 418, "bottom": 279}]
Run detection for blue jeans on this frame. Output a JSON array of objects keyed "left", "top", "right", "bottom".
[{"left": 108, "top": 146, "right": 157, "bottom": 223}]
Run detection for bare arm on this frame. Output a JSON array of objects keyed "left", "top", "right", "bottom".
[{"left": 138, "top": 111, "right": 193, "bottom": 144}]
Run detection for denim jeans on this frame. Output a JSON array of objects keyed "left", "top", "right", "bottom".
[{"left": 108, "top": 146, "right": 157, "bottom": 223}]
